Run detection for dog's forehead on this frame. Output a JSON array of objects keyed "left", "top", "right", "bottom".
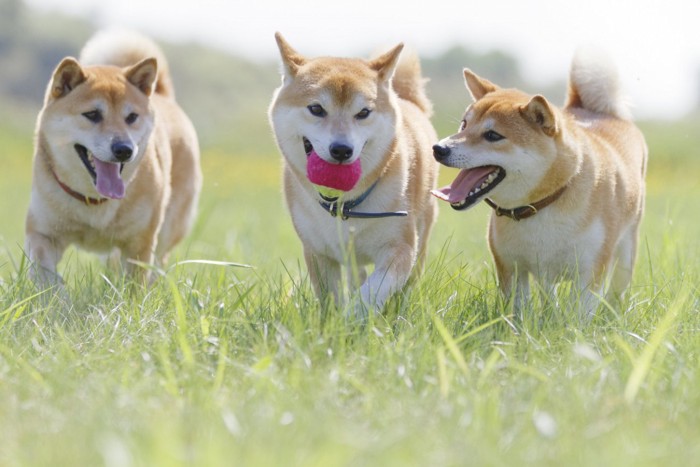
[
  {"left": 76, "top": 66, "right": 149, "bottom": 108},
  {"left": 297, "top": 57, "right": 378, "bottom": 105},
  {"left": 468, "top": 90, "right": 531, "bottom": 123}
]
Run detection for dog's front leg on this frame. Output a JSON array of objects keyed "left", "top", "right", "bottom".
[
  {"left": 25, "top": 229, "right": 66, "bottom": 287},
  {"left": 304, "top": 249, "right": 342, "bottom": 307},
  {"left": 356, "top": 243, "right": 415, "bottom": 317},
  {"left": 576, "top": 270, "right": 604, "bottom": 320},
  {"left": 122, "top": 237, "right": 157, "bottom": 284},
  {"left": 497, "top": 261, "right": 529, "bottom": 317}
]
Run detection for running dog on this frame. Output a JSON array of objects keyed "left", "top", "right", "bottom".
[
  {"left": 269, "top": 33, "right": 439, "bottom": 314},
  {"left": 25, "top": 30, "right": 202, "bottom": 286},
  {"left": 432, "top": 49, "right": 647, "bottom": 316}
]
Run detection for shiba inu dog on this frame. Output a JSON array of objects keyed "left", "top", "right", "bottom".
[
  {"left": 432, "top": 49, "right": 647, "bottom": 316},
  {"left": 25, "top": 30, "right": 202, "bottom": 285},
  {"left": 269, "top": 33, "right": 439, "bottom": 314}
]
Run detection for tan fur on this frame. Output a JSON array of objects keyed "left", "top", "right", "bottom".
[
  {"left": 269, "top": 33, "right": 439, "bottom": 315},
  {"left": 25, "top": 31, "right": 201, "bottom": 286},
  {"left": 433, "top": 51, "right": 647, "bottom": 317}
]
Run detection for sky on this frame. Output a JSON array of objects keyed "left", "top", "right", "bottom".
[{"left": 25, "top": 0, "right": 700, "bottom": 120}]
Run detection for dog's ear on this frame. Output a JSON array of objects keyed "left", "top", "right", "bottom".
[
  {"left": 370, "top": 43, "right": 404, "bottom": 82},
  {"left": 520, "top": 95, "right": 558, "bottom": 136},
  {"left": 275, "top": 32, "right": 306, "bottom": 81},
  {"left": 463, "top": 68, "right": 499, "bottom": 101},
  {"left": 49, "top": 57, "right": 87, "bottom": 100},
  {"left": 125, "top": 57, "right": 158, "bottom": 96}
]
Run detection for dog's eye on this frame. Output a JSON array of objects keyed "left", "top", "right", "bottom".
[
  {"left": 307, "top": 104, "right": 327, "bottom": 118},
  {"left": 459, "top": 120, "right": 467, "bottom": 131},
  {"left": 125, "top": 113, "right": 139, "bottom": 125},
  {"left": 82, "top": 110, "right": 102, "bottom": 123},
  {"left": 483, "top": 130, "right": 504, "bottom": 142},
  {"left": 355, "top": 108, "right": 372, "bottom": 120}
]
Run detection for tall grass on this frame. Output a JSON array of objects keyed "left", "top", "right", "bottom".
[{"left": 0, "top": 121, "right": 698, "bottom": 466}]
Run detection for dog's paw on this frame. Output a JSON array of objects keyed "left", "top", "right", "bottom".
[
  {"left": 345, "top": 298, "right": 371, "bottom": 323},
  {"left": 345, "top": 290, "right": 384, "bottom": 324},
  {"left": 29, "top": 263, "right": 64, "bottom": 289}
]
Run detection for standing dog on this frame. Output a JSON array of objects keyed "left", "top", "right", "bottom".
[
  {"left": 269, "top": 33, "right": 439, "bottom": 314},
  {"left": 432, "top": 49, "right": 647, "bottom": 316},
  {"left": 25, "top": 31, "right": 202, "bottom": 285}
]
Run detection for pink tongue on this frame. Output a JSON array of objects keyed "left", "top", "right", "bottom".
[
  {"left": 431, "top": 166, "right": 497, "bottom": 203},
  {"left": 93, "top": 158, "right": 125, "bottom": 199}
]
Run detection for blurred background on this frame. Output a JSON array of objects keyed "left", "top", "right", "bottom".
[
  {"left": 1, "top": 0, "right": 699, "bottom": 274},
  {"left": 3, "top": 0, "right": 700, "bottom": 150}
]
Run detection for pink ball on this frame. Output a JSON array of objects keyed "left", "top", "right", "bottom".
[{"left": 306, "top": 150, "right": 362, "bottom": 192}]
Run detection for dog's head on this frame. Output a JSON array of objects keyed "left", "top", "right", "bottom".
[
  {"left": 432, "top": 69, "right": 578, "bottom": 211},
  {"left": 38, "top": 57, "right": 157, "bottom": 199},
  {"left": 269, "top": 33, "right": 403, "bottom": 192}
]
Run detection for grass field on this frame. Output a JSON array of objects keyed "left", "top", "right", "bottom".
[{"left": 0, "top": 117, "right": 699, "bottom": 466}]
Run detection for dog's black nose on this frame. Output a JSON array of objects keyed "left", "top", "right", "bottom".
[
  {"left": 432, "top": 144, "right": 451, "bottom": 161},
  {"left": 111, "top": 142, "right": 133, "bottom": 162},
  {"left": 329, "top": 143, "right": 353, "bottom": 162}
]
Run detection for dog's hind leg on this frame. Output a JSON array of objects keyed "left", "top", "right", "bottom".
[{"left": 608, "top": 222, "right": 640, "bottom": 299}]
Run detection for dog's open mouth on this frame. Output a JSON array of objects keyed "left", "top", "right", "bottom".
[
  {"left": 303, "top": 137, "right": 313, "bottom": 156},
  {"left": 431, "top": 165, "right": 505, "bottom": 211},
  {"left": 74, "top": 144, "right": 126, "bottom": 199},
  {"left": 75, "top": 144, "right": 98, "bottom": 183}
]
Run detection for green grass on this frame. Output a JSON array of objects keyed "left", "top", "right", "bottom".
[{"left": 0, "top": 120, "right": 699, "bottom": 466}]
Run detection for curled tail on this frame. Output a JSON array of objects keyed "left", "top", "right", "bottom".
[
  {"left": 391, "top": 48, "right": 433, "bottom": 116},
  {"left": 79, "top": 29, "right": 174, "bottom": 97},
  {"left": 565, "top": 47, "right": 630, "bottom": 120}
]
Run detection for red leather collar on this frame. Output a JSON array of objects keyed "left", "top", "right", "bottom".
[{"left": 51, "top": 169, "right": 108, "bottom": 206}]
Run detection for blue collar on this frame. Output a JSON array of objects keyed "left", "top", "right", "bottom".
[{"left": 318, "top": 180, "right": 408, "bottom": 220}]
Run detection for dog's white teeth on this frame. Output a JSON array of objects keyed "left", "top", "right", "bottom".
[{"left": 474, "top": 187, "right": 481, "bottom": 194}]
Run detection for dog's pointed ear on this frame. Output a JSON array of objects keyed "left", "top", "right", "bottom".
[
  {"left": 370, "top": 43, "right": 404, "bottom": 82},
  {"left": 49, "top": 57, "right": 87, "bottom": 100},
  {"left": 275, "top": 32, "right": 306, "bottom": 80},
  {"left": 125, "top": 57, "right": 158, "bottom": 96},
  {"left": 463, "top": 68, "right": 499, "bottom": 101},
  {"left": 520, "top": 95, "right": 558, "bottom": 136}
]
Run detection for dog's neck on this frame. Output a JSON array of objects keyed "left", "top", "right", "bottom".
[
  {"left": 485, "top": 185, "right": 568, "bottom": 221},
  {"left": 317, "top": 180, "right": 408, "bottom": 220},
  {"left": 39, "top": 145, "right": 108, "bottom": 206},
  {"left": 50, "top": 169, "right": 109, "bottom": 206}
]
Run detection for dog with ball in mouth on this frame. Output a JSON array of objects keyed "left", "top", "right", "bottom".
[{"left": 269, "top": 33, "right": 439, "bottom": 315}]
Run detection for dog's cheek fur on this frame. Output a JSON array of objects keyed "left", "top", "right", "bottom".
[{"left": 270, "top": 104, "right": 311, "bottom": 178}]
